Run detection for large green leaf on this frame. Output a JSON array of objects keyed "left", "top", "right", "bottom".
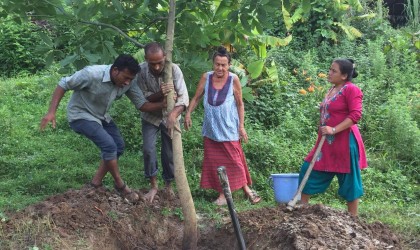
[
  {"left": 111, "top": 0, "right": 124, "bottom": 13},
  {"left": 240, "top": 13, "right": 252, "bottom": 32},
  {"left": 248, "top": 59, "right": 264, "bottom": 79},
  {"left": 301, "top": 0, "right": 311, "bottom": 14},
  {"left": 84, "top": 53, "right": 102, "bottom": 63},
  {"left": 266, "top": 61, "right": 278, "bottom": 82},
  {"left": 348, "top": 0, "right": 363, "bottom": 12},
  {"left": 241, "top": 86, "right": 254, "bottom": 102},
  {"left": 281, "top": 1, "right": 292, "bottom": 31},
  {"left": 60, "top": 54, "right": 78, "bottom": 67}
]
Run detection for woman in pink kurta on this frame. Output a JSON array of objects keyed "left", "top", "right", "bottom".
[{"left": 299, "top": 59, "right": 368, "bottom": 216}]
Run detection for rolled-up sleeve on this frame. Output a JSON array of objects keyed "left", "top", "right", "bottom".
[
  {"left": 58, "top": 68, "right": 91, "bottom": 91},
  {"left": 346, "top": 85, "right": 363, "bottom": 123},
  {"left": 126, "top": 79, "right": 148, "bottom": 110},
  {"left": 173, "top": 64, "right": 189, "bottom": 109}
]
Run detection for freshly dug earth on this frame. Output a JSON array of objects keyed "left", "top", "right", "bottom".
[{"left": 0, "top": 186, "right": 405, "bottom": 249}]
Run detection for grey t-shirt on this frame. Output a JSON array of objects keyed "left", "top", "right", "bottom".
[{"left": 59, "top": 65, "right": 147, "bottom": 124}]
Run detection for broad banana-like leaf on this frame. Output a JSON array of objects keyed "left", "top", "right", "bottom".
[
  {"left": 251, "top": 44, "right": 267, "bottom": 59},
  {"left": 266, "top": 61, "right": 279, "bottom": 82},
  {"left": 248, "top": 59, "right": 265, "bottom": 79},
  {"left": 334, "top": 22, "right": 362, "bottom": 40},
  {"left": 357, "top": 13, "right": 377, "bottom": 19},
  {"left": 348, "top": 0, "right": 363, "bottom": 12},
  {"left": 291, "top": 8, "right": 303, "bottom": 23},
  {"left": 242, "top": 86, "right": 254, "bottom": 102},
  {"left": 249, "top": 35, "right": 292, "bottom": 47},
  {"left": 281, "top": 1, "right": 292, "bottom": 31},
  {"left": 230, "top": 59, "right": 248, "bottom": 87}
]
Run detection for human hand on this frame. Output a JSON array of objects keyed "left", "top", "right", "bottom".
[
  {"left": 40, "top": 112, "right": 56, "bottom": 131},
  {"left": 165, "top": 113, "right": 177, "bottom": 137},
  {"left": 184, "top": 113, "right": 192, "bottom": 131},
  {"left": 161, "top": 83, "right": 174, "bottom": 96},
  {"left": 320, "top": 126, "right": 335, "bottom": 135},
  {"left": 239, "top": 127, "right": 248, "bottom": 143}
]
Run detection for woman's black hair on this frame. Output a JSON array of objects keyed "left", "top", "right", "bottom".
[
  {"left": 111, "top": 54, "right": 140, "bottom": 75},
  {"left": 212, "top": 46, "right": 231, "bottom": 63},
  {"left": 333, "top": 58, "right": 358, "bottom": 81}
]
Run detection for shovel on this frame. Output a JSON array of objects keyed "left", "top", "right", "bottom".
[
  {"left": 286, "top": 135, "right": 326, "bottom": 211},
  {"left": 217, "top": 166, "right": 246, "bottom": 250}
]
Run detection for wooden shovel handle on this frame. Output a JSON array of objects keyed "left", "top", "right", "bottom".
[{"left": 286, "top": 135, "right": 326, "bottom": 211}]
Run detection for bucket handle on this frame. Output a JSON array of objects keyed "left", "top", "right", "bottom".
[{"left": 267, "top": 176, "right": 274, "bottom": 189}]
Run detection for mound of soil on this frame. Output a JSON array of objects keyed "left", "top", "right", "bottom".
[{"left": 1, "top": 186, "right": 404, "bottom": 249}]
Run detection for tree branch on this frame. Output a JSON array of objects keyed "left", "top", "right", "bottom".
[{"left": 79, "top": 20, "right": 144, "bottom": 48}]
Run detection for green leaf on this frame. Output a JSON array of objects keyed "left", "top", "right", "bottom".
[
  {"left": 357, "top": 13, "right": 376, "bottom": 19},
  {"left": 228, "top": 10, "right": 239, "bottom": 24},
  {"left": 60, "top": 54, "right": 78, "bottom": 67},
  {"left": 241, "top": 86, "right": 254, "bottom": 102},
  {"left": 111, "top": 0, "right": 124, "bottom": 13},
  {"left": 45, "top": 51, "right": 54, "bottom": 67},
  {"left": 248, "top": 59, "right": 264, "bottom": 79},
  {"left": 348, "top": 0, "right": 363, "bottom": 12},
  {"left": 281, "top": 2, "right": 292, "bottom": 31},
  {"left": 84, "top": 53, "right": 101, "bottom": 63},
  {"left": 383, "top": 44, "right": 392, "bottom": 54},
  {"left": 259, "top": 34, "right": 292, "bottom": 47},
  {"left": 240, "top": 13, "right": 252, "bottom": 32},
  {"left": 240, "top": 75, "right": 248, "bottom": 87},
  {"left": 301, "top": 0, "right": 311, "bottom": 14},
  {"left": 39, "top": 32, "right": 53, "bottom": 47},
  {"left": 414, "top": 40, "right": 420, "bottom": 50},
  {"left": 266, "top": 61, "right": 278, "bottom": 82},
  {"left": 290, "top": 8, "right": 303, "bottom": 23}
]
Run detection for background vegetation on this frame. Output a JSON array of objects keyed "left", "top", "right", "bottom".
[{"left": 0, "top": 0, "right": 419, "bottom": 248}]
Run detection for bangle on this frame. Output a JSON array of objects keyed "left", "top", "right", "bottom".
[{"left": 332, "top": 127, "right": 336, "bottom": 134}]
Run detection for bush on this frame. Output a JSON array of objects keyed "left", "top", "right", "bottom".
[{"left": 0, "top": 17, "right": 46, "bottom": 77}]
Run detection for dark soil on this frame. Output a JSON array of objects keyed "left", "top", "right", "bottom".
[{"left": 0, "top": 186, "right": 408, "bottom": 249}]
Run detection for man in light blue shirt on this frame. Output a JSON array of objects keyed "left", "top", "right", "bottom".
[{"left": 40, "top": 54, "right": 164, "bottom": 203}]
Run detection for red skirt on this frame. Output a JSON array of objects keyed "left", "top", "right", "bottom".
[{"left": 200, "top": 137, "right": 252, "bottom": 193}]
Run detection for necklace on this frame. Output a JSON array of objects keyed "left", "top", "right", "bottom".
[{"left": 326, "top": 84, "right": 345, "bottom": 99}]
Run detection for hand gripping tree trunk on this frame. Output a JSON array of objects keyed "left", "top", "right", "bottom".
[{"left": 163, "top": 0, "right": 198, "bottom": 249}]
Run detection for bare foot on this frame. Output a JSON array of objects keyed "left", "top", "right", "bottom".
[
  {"left": 163, "top": 186, "right": 176, "bottom": 200},
  {"left": 144, "top": 187, "right": 158, "bottom": 203},
  {"left": 114, "top": 183, "right": 139, "bottom": 203}
]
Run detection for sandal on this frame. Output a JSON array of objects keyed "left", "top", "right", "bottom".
[
  {"left": 246, "top": 190, "right": 261, "bottom": 204},
  {"left": 114, "top": 183, "right": 139, "bottom": 204}
]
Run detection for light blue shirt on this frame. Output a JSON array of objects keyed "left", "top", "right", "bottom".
[
  {"left": 202, "top": 71, "right": 239, "bottom": 142},
  {"left": 59, "top": 65, "right": 147, "bottom": 124}
]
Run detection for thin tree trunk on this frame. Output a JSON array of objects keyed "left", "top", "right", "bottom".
[{"left": 164, "top": 0, "right": 198, "bottom": 249}]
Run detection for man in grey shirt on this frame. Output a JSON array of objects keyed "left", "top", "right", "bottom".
[
  {"left": 137, "top": 42, "right": 189, "bottom": 202},
  {"left": 40, "top": 54, "right": 164, "bottom": 203}
]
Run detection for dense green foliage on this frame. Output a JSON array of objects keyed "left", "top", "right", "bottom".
[
  {"left": 0, "top": 16, "right": 46, "bottom": 77},
  {"left": 1, "top": 0, "right": 369, "bottom": 84}
]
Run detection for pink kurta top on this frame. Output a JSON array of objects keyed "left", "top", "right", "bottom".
[{"left": 304, "top": 82, "right": 368, "bottom": 173}]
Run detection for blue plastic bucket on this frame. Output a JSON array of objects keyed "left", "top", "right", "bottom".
[{"left": 270, "top": 173, "right": 300, "bottom": 203}]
